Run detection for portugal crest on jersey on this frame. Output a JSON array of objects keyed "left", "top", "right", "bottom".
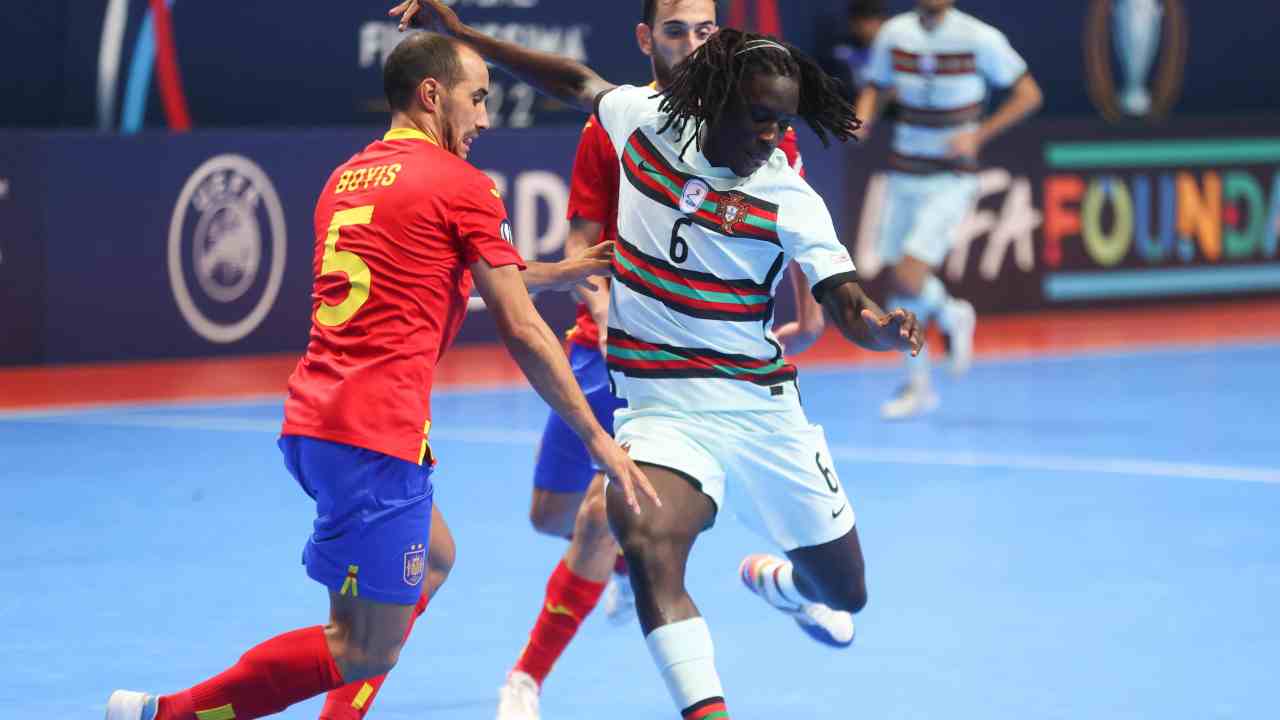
[{"left": 717, "top": 193, "right": 748, "bottom": 234}]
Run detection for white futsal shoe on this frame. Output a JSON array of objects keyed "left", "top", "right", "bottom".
[
  {"left": 496, "top": 670, "right": 541, "bottom": 720},
  {"left": 105, "top": 690, "right": 158, "bottom": 720},
  {"left": 941, "top": 298, "right": 976, "bottom": 376},
  {"left": 880, "top": 380, "right": 939, "bottom": 420},
  {"left": 739, "top": 555, "right": 855, "bottom": 648},
  {"left": 602, "top": 573, "right": 636, "bottom": 625}
]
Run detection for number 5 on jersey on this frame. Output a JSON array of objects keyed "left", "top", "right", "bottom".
[{"left": 317, "top": 205, "right": 374, "bottom": 327}]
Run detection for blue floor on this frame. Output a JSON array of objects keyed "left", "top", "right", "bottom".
[{"left": 3, "top": 342, "right": 1278, "bottom": 719}]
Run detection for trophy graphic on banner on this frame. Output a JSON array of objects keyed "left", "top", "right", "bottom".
[{"left": 1112, "top": 0, "right": 1164, "bottom": 115}]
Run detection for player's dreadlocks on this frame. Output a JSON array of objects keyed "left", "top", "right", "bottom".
[{"left": 657, "top": 28, "right": 862, "bottom": 161}]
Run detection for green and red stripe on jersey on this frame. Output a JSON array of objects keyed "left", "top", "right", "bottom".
[
  {"left": 621, "top": 131, "right": 780, "bottom": 246},
  {"left": 683, "top": 696, "right": 730, "bottom": 720},
  {"left": 606, "top": 329, "right": 796, "bottom": 386},
  {"left": 613, "top": 237, "right": 779, "bottom": 322}
]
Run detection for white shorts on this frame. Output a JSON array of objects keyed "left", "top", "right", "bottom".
[
  {"left": 878, "top": 171, "right": 979, "bottom": 267},
  {"left": 612, "top": 407, "right": 855, "bottom": 551}
]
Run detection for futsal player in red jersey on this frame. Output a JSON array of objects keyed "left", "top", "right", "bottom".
[
  {"left": 492, "top": 2, "right": 827, "bottom": 717},
  {"left": 105, "top": 32, "right": 657, "bottom": 720}
]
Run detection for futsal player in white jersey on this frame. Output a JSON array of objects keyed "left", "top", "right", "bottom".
[
  {"left": 399, "top": 2, "right": 923, "bottom": 716},
  {"left": 855, "top": 0, "right": 1042, "bottom": 419}
]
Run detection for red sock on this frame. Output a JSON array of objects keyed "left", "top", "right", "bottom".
[
  {"left": 512, "top": 560, "right": 606, "bottom": 686},
  {"left": 316, "top": 591, "right": 431, "bottom": 720},
  {"left": 155, "top": 626, "right": 344, "bottom": 720}
]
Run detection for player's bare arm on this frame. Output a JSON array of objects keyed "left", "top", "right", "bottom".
[
  {"left": 774, "top": 264, "right": 826, "bottom": 356},
  {"left": 521, "top": 240, "right": 614, "bottom": 294},
  {"left": 471, "top": 259, "right": 659, "bottom": 512},
  {"left": 391, "top": 0, "right": 615, "bottom": 113},
  {"left": 821, "top": 280, "right": 923, "bottom": 355},
  {"left": 948, "top": 73, "right": 1043, "bottom": 159}
]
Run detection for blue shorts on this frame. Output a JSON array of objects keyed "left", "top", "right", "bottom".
[
  {"left": 279, "top": 435, "right": 434, "bottom": 605},
  {"left": 532, "top": 343, "right": 627, "bottom": 494}
]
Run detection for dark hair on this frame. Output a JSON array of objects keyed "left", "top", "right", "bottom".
[
  {"left": 848, "top": 0, "right": 888, "bottom": 20},
  {"left": 657, "top": 28, "right": 862, "bottom": 159},
  {"left": 643, "top": 0, "right": 718, "bottom": 27},
  {"left": 642, "top": 0, "right": 658, "bottom": 25},
  {"left": 383, "top": 32, "right": 464, "bottom": 112}
]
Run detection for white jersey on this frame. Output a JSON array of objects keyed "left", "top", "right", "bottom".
[
  {"left": 865, "top": 9, "right": 1027, "bottom": 172},
  {"left": 595, "top": 85, "right": 857, "bottom": 413}
]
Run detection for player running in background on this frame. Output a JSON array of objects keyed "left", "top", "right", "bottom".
[
  {"left": 854, "top": 0, "right": 1042, "bottom": 419},
  {"left": 397, "top": 3, "right": 923, "bottom": 718},
  {"left": 491, "top": 1, "right": 825, "bottom": 717},
  {"left": 104, "top": 32, "right": 657, "bottom": 720}
]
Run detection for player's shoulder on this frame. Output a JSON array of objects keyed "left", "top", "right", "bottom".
[
  {"left": 755, "top": 157, "right": 820, "bottom": 208},
  {"left": 879, "top": 13, "right": 917, "bottom": 38},
  {"left": 951, "top": 9, "right": 1004, "bottom": 39}
]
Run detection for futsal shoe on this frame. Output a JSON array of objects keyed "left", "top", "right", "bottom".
[
  {"left": 880, "top": 381, "right": 939, "bottom": 420},
  {"left": 105, "top": 690, "right": 158, "bottom": 720},
  {"left": 739, "top": 555, "right": 856, "bottom": 648},
  {"left": 941, "top": 298, "right": 976, "bottom": 376},
  {"left": 602, "top": 573, "right": 635, "bottom": 625},
  {"left": 496, "top": 670, "right": 540, "bottom": 720}
]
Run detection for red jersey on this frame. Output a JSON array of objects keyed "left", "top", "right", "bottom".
[
  {"left": 564, "top": 122, "right": 804, "bottom": 349},
  {"left": 282, "top": 127, "right": 525, "bottom": 465}
]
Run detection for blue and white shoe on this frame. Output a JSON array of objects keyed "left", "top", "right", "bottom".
[
  {"left": 740, "top": 554, "right": 855, "bottom": 648},
  {"left": 603, "top": 573, "right": 636, "bottom": 626},
  {"left": 105, "top": 690, "right": 158, "bottom": 720}
]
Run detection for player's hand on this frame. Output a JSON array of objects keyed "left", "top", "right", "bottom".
[
  {"left": 946, "top": 129, "right": 982, "bottom": 160},
  {"left": 589, "top": 435, "right": 661, "bottom": 515},
  {"left": 388, "top": 0, "right": 461, "bottom": 34},
  {"left": 557, "top": 240, "right": 615, "bottom": 293},
  {"left": 860, "top": 307, "right": 923, "bottom": 356}
]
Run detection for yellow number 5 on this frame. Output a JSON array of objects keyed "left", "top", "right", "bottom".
[{"left": 316, "top": 205, "right": 375, "bottom": 327}]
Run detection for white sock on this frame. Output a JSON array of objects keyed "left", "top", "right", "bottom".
[
  {"left": 645, "top": 617, "right": 725, "bottom": 712},
  {"left": 918, "top": 274, "right": 950, "bottom": 322}
]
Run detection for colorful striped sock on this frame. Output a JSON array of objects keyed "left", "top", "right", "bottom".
[{"left": 683, "top": 696, "right": 730, "bottom": 720}]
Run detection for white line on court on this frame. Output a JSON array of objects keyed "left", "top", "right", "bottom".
[
  {"left": 827, "top": 446, "right": 1280, "bottom": 486},
  {"left": 7, "top": 412, "right": 1278, "bottom": 486}
]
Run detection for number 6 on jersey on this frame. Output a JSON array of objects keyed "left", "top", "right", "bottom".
[{"left": 316, "top": 205, "right": 375, "bottom": 327}]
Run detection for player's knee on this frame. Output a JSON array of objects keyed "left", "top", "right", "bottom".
[
  {"left": 331, "top": 639, "right": 403, "bottom": 682},
  {"left": 529, "top": 495, "right": 575, "bottom": 538},
  {"left": 891, "top": 264, "right": 925, "bottom": 297}
]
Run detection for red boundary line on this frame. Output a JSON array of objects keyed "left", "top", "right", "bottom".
[{"left": 2, "top": 300, "right": 1278, "bottom": 412}]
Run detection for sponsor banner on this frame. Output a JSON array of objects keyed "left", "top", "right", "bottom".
[
  {"left": 844, "top": 118, "right": 1280, "bottom": 311},
  {"left": 16, "top": 128, "right": 585, "bottom": 364},
  {"left": 1, "top": 123, "right": 842, "bottom": 366},
  {"left": 0, "top": 138, "right": 45, "bottom": 365}
]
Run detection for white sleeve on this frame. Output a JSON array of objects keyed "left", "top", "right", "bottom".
[
  {"left": 594, "top": 84, "right": 661, "bottom": 156},
  {"left": 863, "top": 26, "right": 895, "bottom": 88},
  {"left": 976, "top": 27, "right": 1028, "bottom": 89},
  {"left": 777, "top": 189, "right": 858, "bottom": 301}
]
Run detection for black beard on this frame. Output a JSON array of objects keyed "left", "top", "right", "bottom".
[{"left": 652, "top": 54, "right": 675, "bottom": 89}]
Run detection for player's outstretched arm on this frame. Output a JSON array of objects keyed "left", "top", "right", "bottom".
[
  {"left": 471, "top": 259, "right": 660, "bottom": 513},
  {"left": 390, "top": 0, "right": 615, "bottom": 113},
  {"left": 522, "top": 240, "right": 614, "bottom": 294},
  {"left": 821, "top": 281, "right": 923, "bottom": 356}
]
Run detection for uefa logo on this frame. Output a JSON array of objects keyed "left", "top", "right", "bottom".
[{"left": 168, "top": 154, "right": 287, "bottom": 344}]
